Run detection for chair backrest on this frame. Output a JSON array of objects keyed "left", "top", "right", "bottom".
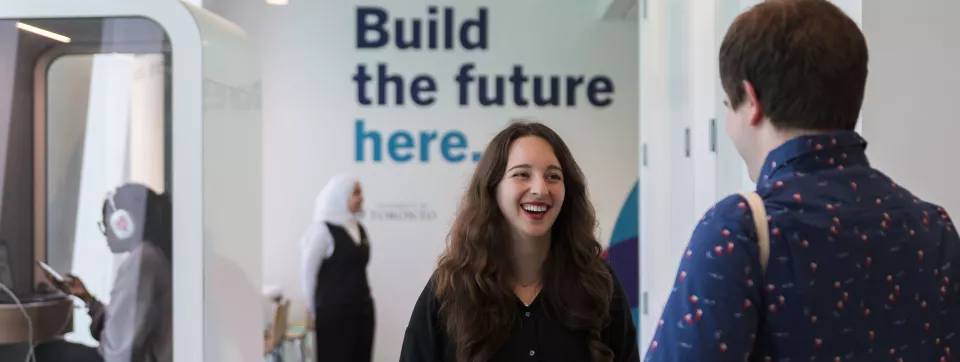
[{"left": 269, "top": 299, "right": 291, "bottom": 349}]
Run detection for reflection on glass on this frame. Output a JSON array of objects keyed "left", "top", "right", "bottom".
[{"left": 0, "top": 17, "right": 172, "bottom": 362}]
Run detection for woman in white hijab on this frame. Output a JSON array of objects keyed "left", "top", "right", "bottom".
[
  {"left": 47, "top": 183, "right": 173, "bottom": 362},
  {"left": 300, "top": 174, "right": 374, "bottom": 362}
]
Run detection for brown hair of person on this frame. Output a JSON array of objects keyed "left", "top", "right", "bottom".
[{"left": 719, "top": 0, "right": 868, "bottom": 130}]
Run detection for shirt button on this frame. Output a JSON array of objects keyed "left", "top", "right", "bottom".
[
  {"left": 529, "top": 350, "right": 535, "bottom": 356},
  {"left": 525, "top": 311, "right": 531, "bottom": 317}
]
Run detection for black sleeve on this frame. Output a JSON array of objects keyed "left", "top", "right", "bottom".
[
  {"left": 604, "top": 269, "right": 641, "bottom": 362},
  {"left": 400, "top": 277, "right": 445, "bottom": 362}
]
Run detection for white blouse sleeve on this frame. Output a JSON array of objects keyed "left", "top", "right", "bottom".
[
  {"left": 98, "top": 249, "right": 145, "bottom": 361},
  {"left": 300, "top": 222, "right": 335, "bottom": 313}
]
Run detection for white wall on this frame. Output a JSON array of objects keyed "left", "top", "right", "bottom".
[
  {"left": 860, "top": 0, "right": 960, "bottom": 214},
  {"left": 205, "top": 0, "right": 638, "bottom": 360},
  {"left": 638, "top": 0, "right": 724, "bottom": 348},
  {"left": 832, "top": 0, "right": 862, "bottom": 137},
  {"left": 638, "top": 0, "right": 674, "bottom": 346}
]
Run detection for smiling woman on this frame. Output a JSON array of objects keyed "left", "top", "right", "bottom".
[{"left": 399, "top": 121, "right": 640, "bottom": 362}]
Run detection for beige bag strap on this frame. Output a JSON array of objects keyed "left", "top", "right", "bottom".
[{"left": 739, "top": 191, "right": 770, "bottom": 275}]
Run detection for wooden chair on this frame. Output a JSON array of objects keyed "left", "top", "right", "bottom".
[
  {"left": 284, "top": 309, "right": 314, "bottom": 362},
  {"left": 264, "top": 299, "right": 291, "bottom": 361}
]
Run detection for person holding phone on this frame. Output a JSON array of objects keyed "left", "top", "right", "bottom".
[
  {"left": 35, "top": 260, "right": 69, "bottom": 295},
  {"left": 35, "top": 183, "right": 172, "bottom": 362}
]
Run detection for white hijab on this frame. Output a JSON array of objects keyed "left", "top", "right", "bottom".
[{"left": 312, "top": 174, "right": 361, "bottom": 228}]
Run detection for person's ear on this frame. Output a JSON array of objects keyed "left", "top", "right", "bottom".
[{"left": 741, "top": 80, "right": 764, "bottom": 126}]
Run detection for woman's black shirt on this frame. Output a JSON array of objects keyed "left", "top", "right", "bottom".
[{"left": 399, "top": 269, "right": 641, "bottom": 362}]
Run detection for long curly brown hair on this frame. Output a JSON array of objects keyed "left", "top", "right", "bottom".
[{"left": 434, "top": 121, "right": 615, "bottom": 362}]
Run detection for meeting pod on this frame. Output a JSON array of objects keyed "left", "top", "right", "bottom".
[{"left": 0, "top": 0, "right": 262, "bottom": 360}]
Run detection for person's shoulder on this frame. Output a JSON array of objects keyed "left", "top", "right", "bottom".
[
  {"left": 914, "top": 199, "right": 957, "bottom": 232},
  {"left": 415, "top": 271, "right": 441, "bottom": 309},
  {"left": 917, "top": 199, "right": 951, "bottom": 218},
  {"left": 881, "top": 177, "right": 954, "bottom": 221},
  {"left": 423, "top": 271, "right": 439, "bottom": 293},
  {"left": 689, "top": 193, "right": 758, "bottom": 250},
  {"left": 301, "top": 221, "right": 334, "bottom": 244},
  {"left": 402, "top": 270, "right": 450, "bottom": 361},
  {"left": 139, "top": 242, "right": 165, "bottom": 256},
  {"left": 138, "top": 243, "right": 172, "bottom": 272},
  {"left": 407, "top": 271, "right": 443, "bottom": 329},
  {"left": 700, "top": 193, "right": 754, "bottom": 225}
]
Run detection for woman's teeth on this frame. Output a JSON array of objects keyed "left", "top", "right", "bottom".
[{"left": 522, "top": 204, "right": 548, "bottom": 213}]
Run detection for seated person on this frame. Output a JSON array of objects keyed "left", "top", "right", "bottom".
[{"left": 36, "top": 183, "right": 172, "bottom": 362}]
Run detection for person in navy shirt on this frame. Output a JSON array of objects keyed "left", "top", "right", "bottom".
[{"left": 646, "top": 1, "right": 960, "bottom": 361}]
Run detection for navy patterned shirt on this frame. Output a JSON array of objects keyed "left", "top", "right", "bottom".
[{"left": 646, "top": 131, "right": 960, "bottom": 362}]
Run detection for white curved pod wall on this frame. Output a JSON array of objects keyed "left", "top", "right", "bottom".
[
  {"left": 182, "top": 3, "right": 263, "bottom": 362},
  {"left": 0, "top": 0, "right": 262, "bottom": 361}
]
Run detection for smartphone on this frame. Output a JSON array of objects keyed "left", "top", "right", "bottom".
[{"left": 35, "top": 260, "right": 66, "bottom": 283}]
